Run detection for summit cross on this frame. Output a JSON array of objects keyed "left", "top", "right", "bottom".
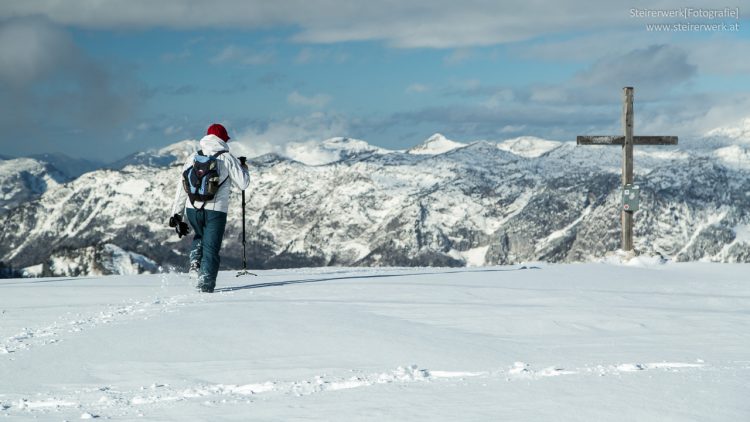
[{"left": 576, "top": 87, "right": 678, "bottom": 252}]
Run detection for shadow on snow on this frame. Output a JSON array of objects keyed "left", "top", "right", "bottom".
[{"left": 215, "top": 266, "right": 541, "bottom": 293}]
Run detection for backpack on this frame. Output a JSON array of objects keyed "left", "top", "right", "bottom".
[{"left": 182, "top": 150, "right": 228, "bottom": 208}]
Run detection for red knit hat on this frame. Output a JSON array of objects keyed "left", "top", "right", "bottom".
[{"left": 206, "top": 123, "right": 230, "bottom": 142}]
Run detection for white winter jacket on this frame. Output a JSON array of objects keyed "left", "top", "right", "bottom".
[{"left": 171, "top": 134, "right": 250, "bottom": 215}]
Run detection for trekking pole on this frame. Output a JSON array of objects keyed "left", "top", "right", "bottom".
[{"left": 236, "top": 156, "right": 257, "bottom": 277}]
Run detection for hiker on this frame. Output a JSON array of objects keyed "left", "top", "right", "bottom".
[{"left": 168, "top": 123, "right": 250, "bottom": 292}]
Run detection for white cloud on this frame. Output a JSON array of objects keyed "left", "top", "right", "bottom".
[
  {"left": 295, "top": 48, "right": 315, "bottom": 64},
  {"left": 211, "top": 45, "right": 275, "bottom": 65},
  {"left": 444, "top": 48, "right": 474, "bottom": 64},
  {"left": 283, "top": 141, "right": 341, "bottom": 165},
  {"left": 529, "top": 87, "right": 567, "bottom": 103},
  {"left": 573, "top": 45, "right": 695, "bottom": 93},
  {"left": 523, "top": 45, "right": 697, "bottom": 106},
  {"left": 637, "top": 94, "right": 750, "bottom": 147},
  {"left": 164, "top": 125, "right": 183, "bottom": 136},
  {"left": 406, "top": 83, "right": 429, "bottom": 94},
  {"left": 0, "top": 18, "right": 72, "bottom": 86},
  {"left": 230, "top": 112, "right": 350, "bottom": 162},
  {"left": 0, "top": 0, "right": 697, "bottom": 49},
  {"left": 294, "top": 47, "right": 348, "bottom": 64},
  {"left": 685, "top": 39, "right": 750, "bottom": 75},
  {"left": 0, "top": 17, "right": 138, "bottom": 136},
  {"left": 287, "top": 91, "right": 332, "bottom": 108},
  {"left": 459, "top": 79, "right": 481, "bottom": 90},
  {"left": 518, "top": 30, "right": 750, "bottom": 78},
  {"left": 705, "top": 118, "right": 750, "bottom": 142},
  {"left": 161, "top": 49, "right": 191, "bottom": 62},
  {"left": 482, "top": 89, "right": 516, "bottom": 108},
  {"left": 518, "top": 30, "right": 656, "bottom": 62},
  {"left": 500, "top": 124, "right": 526, "bottom": 133},
  {"left": 288, "top": 2, "right": 618, "bottom": 48}
]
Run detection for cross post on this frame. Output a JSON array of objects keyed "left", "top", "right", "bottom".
[
  {"left": 576, "top": 87, "right": 678, "bottom": 253},
  {"left": 623, "top": 87, "right": 634, "bottom": 251}
]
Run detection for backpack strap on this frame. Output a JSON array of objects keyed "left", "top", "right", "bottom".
[
  {"left": 216, "top": 175, "right": 229, "bottom": 189},
  {"left": 213, "top": 150, "right": 229, "bottom": 188}
]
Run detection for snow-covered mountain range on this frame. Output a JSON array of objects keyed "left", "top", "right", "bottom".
[{"left": 1, "top": 131, "right": 749, "bottom": 276}]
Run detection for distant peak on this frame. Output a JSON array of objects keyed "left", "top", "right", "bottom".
[
  {"left": 408, "top": 133, "right": 466, "bottom": 155},
  {"left": 109, "top": 139, "right": 199, "bottom": 169},
  {"left": 705, "top": 117, "right": 750, "bottom": 142},
  {"left": 321, "top": 137, "right": 378, "bottom": 151},
  {"left": 715, "top": 145, "right": 750, "bottom": 170},
  {"left": 426, "top": 133, "right": 448, "bottom": 142},
  {"left": 497, "top": 136, "right": 562, "bottom": 158},
  {"left": 283, "top": 137, "right": 391, "bottom": 166},
  {"left": 155, "top": 139, "right": 199, "bottom": 156}
]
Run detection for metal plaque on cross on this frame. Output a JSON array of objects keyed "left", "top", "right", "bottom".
[{"left": 622, "top": 184, "right": 640, "bottom": 212}]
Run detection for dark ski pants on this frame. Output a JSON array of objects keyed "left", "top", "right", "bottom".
[{"left": 186, "top": 208, "right": 228, "bottom": 291}]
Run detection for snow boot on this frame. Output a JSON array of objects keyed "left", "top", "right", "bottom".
[{"left": 188, "top": 261, "right": 200, "bottom": 278}]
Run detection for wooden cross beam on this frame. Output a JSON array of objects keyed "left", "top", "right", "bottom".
[
  {"left": 577, "top": 136, "right": 677, "bottom": 145},
  {"left": 576, "top": 87, "right": 678, "bottom": 253}
]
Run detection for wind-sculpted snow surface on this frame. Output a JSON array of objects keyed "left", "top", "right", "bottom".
[
  {"left": 0, "top": 264, "right": 747, "bottom": 420},
  {"left": 1, "top": 134, "right": 749, "bottom": 275}
]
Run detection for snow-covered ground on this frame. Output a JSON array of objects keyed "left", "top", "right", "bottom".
[{"left": 1, "top": 264, "right": 748, "bottom": 421}]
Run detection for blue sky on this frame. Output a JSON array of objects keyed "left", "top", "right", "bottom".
[{"left": 0, "top": 1, "right": 748, "bottom": 161}]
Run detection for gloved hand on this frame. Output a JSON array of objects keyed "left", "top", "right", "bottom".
[
  {"left": 168, "top": 214, "right": 190, "bottom": 238},
  {"left": 239, "top": 156, "right": 248, "bottom": 170}
]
